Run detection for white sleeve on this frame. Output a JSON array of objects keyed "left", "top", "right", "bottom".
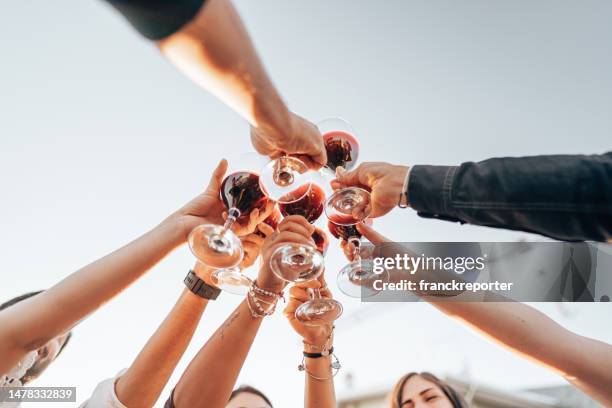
[{"left": 79, "top": 369, "right": 127, "bottom": 408}]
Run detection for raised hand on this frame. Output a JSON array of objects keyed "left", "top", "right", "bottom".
[
  {"left": 284, "top": 279, "right": 334, "bottom": 347},
  {"left": 257, "top": 215, "right": 316, "bottom": 292},
  {"left": 251, "top": 112, "right": 327, "bottom": 170},
  {"left": 331, "top": 162, "right": 409, "bottom": 218}
]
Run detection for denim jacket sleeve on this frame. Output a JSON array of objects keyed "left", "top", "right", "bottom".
[{"left": 407, "top": 151, "right": 612, "bottom": 242}]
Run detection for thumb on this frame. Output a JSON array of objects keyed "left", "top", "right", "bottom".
[
  {"left": 206, "top": 159, "right": 228, "bottom": 193},
  {"left": 356, "top": 223, "right": 390, "bottom": 244}
]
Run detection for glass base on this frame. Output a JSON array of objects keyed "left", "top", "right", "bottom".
[
  {"left": 270, "top": 244, "right": 324, "bottom": 283},
  {"left": 188, "top": 224, "right": 243, "bottom": 269},
  {"left": 295, "top": 298, "right": 343, "bottom": 326},
  {"left": 325, "top": 187, "right": 371, "bottom": 225},
  {"left": 260, "top": 156, "right": 313, "bottom": 203},
  {"left": 212, "top": 268, "right": 252, "bottom": 295},
  {"left": 337, "top": 259, "right": 386, "bottom": 298}
]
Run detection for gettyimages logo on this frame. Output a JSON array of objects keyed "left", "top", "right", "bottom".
[
  {"left": 352, "top": 242, "right": 612, "bottom": 303},
  {"left": 372, "top": 253, "right": 487, "bottom": 275}
]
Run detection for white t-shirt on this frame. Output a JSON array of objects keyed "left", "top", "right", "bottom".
[{"left": 79, "top": 370, "right": 127, "bottom": 408}]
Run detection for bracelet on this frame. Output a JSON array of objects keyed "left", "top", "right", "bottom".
[
  {"left": 246, "top": 281, "right": 282, "bottom": 318},
  {"left": 251, "top": 281, "right": 284, "bottom": 301},
  {"left": 304, "top": 347, "right": 334, "bottom": 359},
  {"left": 297, "top": 352, "right": 342, "bottom": 381}
]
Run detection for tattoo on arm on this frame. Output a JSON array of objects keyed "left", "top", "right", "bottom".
[{"left": 219, "top": 311, "right": 240, "bottom": 341}]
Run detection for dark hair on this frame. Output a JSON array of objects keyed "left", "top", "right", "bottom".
[
  {"left": 0, "top": 291, "right": 44, "bottom": 311},
  {"left": 229, "top": 385, "right": 273, "bottom": 407},
  {"left": 389, "top": 372, "right": 469, "bottom": 408}
]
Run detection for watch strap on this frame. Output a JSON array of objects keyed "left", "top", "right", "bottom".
[{"left": 184, "top": 270, "right": 221, "bottom": 300}]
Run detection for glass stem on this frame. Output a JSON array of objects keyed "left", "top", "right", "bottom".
[{"left": 220, "top": 208, "right": 240, "bottom": 235}]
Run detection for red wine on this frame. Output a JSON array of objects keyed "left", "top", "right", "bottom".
[
  {"left": 323, "top": 130, "right": 359, "bottom": 172},
  {"left": 328, "top": 219, "right": 372, "bottom": 241},
  {"left": 220, "top": 172, "right": 268, "bottom": 219},
  {"left": 312, "top": 227, "right": 329, "bottom": 256},
  {"left": 327, "top": 213, "right": 362, "bottom": 226},
  {"left": 279, "top": 183, "right": 325, "bottom": 224},
  {"left": 255, "top": 208, "right": 281, "bottom": 238}
]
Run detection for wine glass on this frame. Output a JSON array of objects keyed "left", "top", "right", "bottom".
[
  {"left": 259, "top": 156, "right": 313, "bottom": 204},
  {"left": 294, "top": 228, "right": 343, "bottom": 327},
  {"left": 269, "top": 243, "right": 325, "bottom": 283},
  {"left": 325, "top": 187, "right": 372, "bottom": 226},
  {"left": 188, "top": 154, "right": 269, "bottom": 274},
  {"left": 327, "top": 217, "right": 388, "bottom": 299},
  {"left": 318, "top": 117, "right": 360, "bottom": 176}
]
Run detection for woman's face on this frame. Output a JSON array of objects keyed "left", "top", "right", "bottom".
[
  {"left": 225, "top": 392, "right": 271, "bottom": 408},
  {"left": 399, "top": 375, "right": 454, "bottom": 408}
]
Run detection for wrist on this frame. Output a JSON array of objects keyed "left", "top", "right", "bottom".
[
  {"left": 303, "top": 341, "right": 333, "bottom": 353},
  {"left": 157, "top": 215, "right": 189, "bottom": 248},
  {"left": 252, "top": 91, "right": 291, "bottom": 142},
  {"left": 394, "top": 165, "right": 411, "bottom": 208},
  {"left": 255, "top": 270, "right": 286, "bottom": 293}
]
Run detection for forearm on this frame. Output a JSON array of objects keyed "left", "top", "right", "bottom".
[
  {"left": 115, "top": 289, "right": 208, "bottom": 408},
  {"left": 430, "top": 301, "right": 612, "bottom": 405},
  {"left": 0, "top": 219, "right": 184, "bottom": 373},
  {"left": 303, "top": 349, "right": 336, "bottom": 408},
  {"left": 173, "top": 299, "right": 263, "bottom": 408},
  {"left": 408, "top": 151, "right": 612, "bottom": 241},
  {"left": 158, "top": 0, "right": 290, "bottom": 132}
]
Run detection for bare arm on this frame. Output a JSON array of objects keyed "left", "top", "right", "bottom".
[
  {"left": 0, "top": 160, "right": 229, "bottom": 374},
  {"left": 284, "top": 280, "right": 336, "bottom": 408},
  {"left": 431, "top": 301, "right": 612, "bottom": 407},
  {"left": 0, "top": 221, "right": 183, "bottom": 373},
  {"left": 171, "top": 215, "right": 316, "bottom": 407},
  {"left": 356, "top": 223, "right": 612, "bottom": 407},
  {"left": 114, "top": 284, "right": 208, "bottom": 408},
  {"left": 112, "top": 197, "right": 272, "bottom": 407},
  {"left": 157, "top": 0, "right": 325, "bottom": 167}
]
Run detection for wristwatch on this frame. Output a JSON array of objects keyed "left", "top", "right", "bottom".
[{"left": 184, "top": 270, "right": 221, "bottom": 300}]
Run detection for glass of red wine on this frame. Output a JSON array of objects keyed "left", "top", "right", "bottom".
[
  {"left": 269, "top": 181, "right": 328, "bottom": 283},
  {"left": 294, "top": 228, "right": 343, "bottom": 327},
  {"left": 318, "top": 117, "right": 359, "bottom": 175},
  {"left": 211, "top": 204, "right": 281, "bottom": 296},
  {"left": 328, "top": 217, "right": 386, "bottom": 298},
  {"left": 259, "top": 155, "right": 313, "bottom": 204},
  {"left": 188, "top": 155, "right": 269, "bottom": 282}
]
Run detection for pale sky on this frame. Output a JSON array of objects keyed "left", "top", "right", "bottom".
[{"left": 1, "top": 0, "right": 611, "bottom": 407}]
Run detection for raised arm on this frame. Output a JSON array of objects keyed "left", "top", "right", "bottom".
[
  {"left": 105, "top": 0, "right": 325, "bottom": 167},
  {"left": 170, "top": 215, "right": 316, "bottom": 408},
  {"left": 112, "top": 267, "right": 211, "bottom": 407},
  {"left": 0, "top": 160, "right": 229, "bottom": 374},
  {"left": 284, "top": 280, "right": 337, "bottom": 408},
  {"left": 332, "top": 152, "right": 612, "bottom": 241},
  {"left": 357, "top": 223, "right": 612, "bottom": 407}
]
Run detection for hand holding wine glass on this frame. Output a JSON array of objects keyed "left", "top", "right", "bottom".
[
  {"left": 240, "top": 222, "right": 275, "bottom": 269},
  {"left": 284, "top": 279, "right": 335, "bottom": 347},
  {"left": 170, "top": 159, "right": 229, "bottom": 241},
  {"left": 223, "top": 200, "right": 276, "bottom": 237},
  {"left": 331, "top": 162, "right": 410, "bottom": 218},
  {"left": 250, "top": 112, "right": 327, "bottom": 170},
  {"left": 258, "top": 215, "right": 317, "bottom": 292}
]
